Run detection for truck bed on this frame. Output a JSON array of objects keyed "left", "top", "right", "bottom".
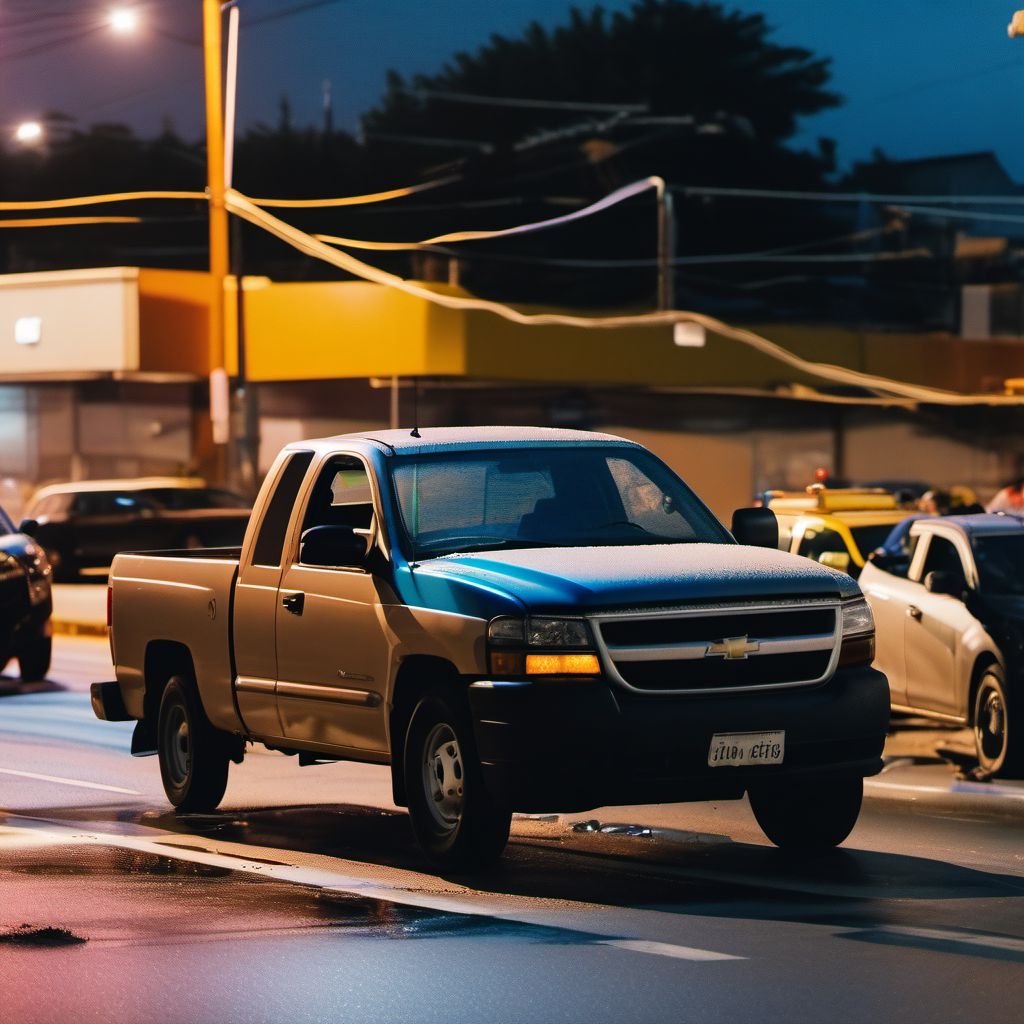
[{"left": 109, "top": 550, "right": 241, "bottom": 732}]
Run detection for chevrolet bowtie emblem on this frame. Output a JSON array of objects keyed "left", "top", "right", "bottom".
[{"left": 706, "top": 636, "right": 760, "bottom": 660}]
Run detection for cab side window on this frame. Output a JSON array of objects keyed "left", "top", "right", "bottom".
[
  {"left": 251, "top": 451, "right": 314, "bottom": 567},
  {"left": 302, "top": 456, "right": 375, "bottom": 533},
  {"left": 919, "top": 535, "right": 966, "bottom": 586}
]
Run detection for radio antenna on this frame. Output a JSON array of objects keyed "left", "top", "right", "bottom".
[{"left": 410, "top": 377, "right": 421, "bottom": 437}]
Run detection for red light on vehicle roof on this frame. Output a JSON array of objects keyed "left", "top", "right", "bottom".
[{"left": 814, "top": 467, "right": 830, "bottom": 483}]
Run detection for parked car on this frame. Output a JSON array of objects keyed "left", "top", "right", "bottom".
[
  {"left": 767, "top": 486, "right": 913, "bottom": 577},
  {"left": 860, "top": 513, "right": 1024, "bottom": 777},
  {"left": 0, "top": 504, "right": 53, "bottom": 681},
  {"left": 22, "top": 478, "right": 251, "bottom": 581},
  {"left": 92, "top": 427, "right": 888, "bottom": 868}
]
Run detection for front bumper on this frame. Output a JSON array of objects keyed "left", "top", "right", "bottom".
[{"left": 468, "top": 666, "right": 890, "bottom": 812}]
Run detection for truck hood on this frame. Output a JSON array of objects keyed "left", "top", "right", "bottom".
[{"left": 416, "top": 543, "right": 856, "bottom": 611}]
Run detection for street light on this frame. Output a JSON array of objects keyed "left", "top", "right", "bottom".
[
  {"left": 108, "top": 7, "right": 140, "bottom": 34},
  {"left": 13, "top": 121, "right": 44, "bottom": 145}
]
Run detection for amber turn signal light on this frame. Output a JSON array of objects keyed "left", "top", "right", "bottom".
[{"left": 524, "top": 653, "right": 601, "bottom": 675}]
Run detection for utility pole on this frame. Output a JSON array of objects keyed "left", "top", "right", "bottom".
[
  {"left": 203, "top": 0, "right": 229, "bottom": 481},
  {"left": 653, "top": 176, "right": 676, "bottom": 310}
]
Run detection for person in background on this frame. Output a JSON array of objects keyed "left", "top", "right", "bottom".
[
  {"left": 918, "top": 489, "right": 952, "bottom": 516},
  {"left": 986, "top": 478, "right": 1024, "bottom": 514}
]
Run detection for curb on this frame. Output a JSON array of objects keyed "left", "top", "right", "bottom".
[{"left": 52, "top": 620, "right": 108, "bottom": 638}]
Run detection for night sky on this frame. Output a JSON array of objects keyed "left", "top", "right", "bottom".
[{"left": 4, "top": 1, "right": 1024, "bottom": 179}]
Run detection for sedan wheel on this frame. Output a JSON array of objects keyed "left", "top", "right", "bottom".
[{"left": 973, "top": 669, "right": 1020, "bottom": 778}]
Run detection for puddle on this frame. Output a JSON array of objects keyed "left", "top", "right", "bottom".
[{"left": 0, "top": 925, "right": 87, "bottom": 947}]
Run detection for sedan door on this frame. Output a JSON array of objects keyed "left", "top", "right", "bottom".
[
  {"left": 903, "top": 533, "right": 975, "bottom": 717},
  {"left": 274, "top": 454, "right": 391, "bottom": 755},
  {"left": 859, "top": 564, "right": 916, "bottom": 707}
]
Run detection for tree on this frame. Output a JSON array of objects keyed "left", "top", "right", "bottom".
[{"left": 359, "top": 2, "right": 845, "bottom": 309}]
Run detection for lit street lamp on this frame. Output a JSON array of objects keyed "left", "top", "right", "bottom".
[
  {"left": 108, "top": 7, "right": 141, "bottom": 35},
  {"left": 13, "top": 121, "right": 44, "bottom": 145}
]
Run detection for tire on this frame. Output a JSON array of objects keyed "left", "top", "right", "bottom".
[
  {"left": 973, "top": 668, "right": 1021, "bottom": 778},
  {"left": 18, "top": 635, "right": 52, "bottom": 682},
  {"left": 749, "top": 774, "right": 863, "bottom": 851},
  {"left": 403, "top": 689, "right": 511, "bottom": 869},
  {"left": 157, "top": 675, "right": 231, "bottom": 812}
]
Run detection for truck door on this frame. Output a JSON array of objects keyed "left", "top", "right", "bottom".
[
  {"left": 274, "top": 454, "right": 390, "bottom": 754},
  {"left": 233, "top": 450, "right": 314, "bottom": 738},
  {"left": 904, "top": 533, "right": 973, "bottom": 716}
]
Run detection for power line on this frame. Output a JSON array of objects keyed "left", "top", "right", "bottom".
[
  {"left": 414, "top": 89, "right": 649, "bottom": 114},
  {"left": 679, "top": 185, "right": 1024, "bottom": 206}
]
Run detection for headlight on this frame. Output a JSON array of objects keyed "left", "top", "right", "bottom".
[
  {"left": 839, "top": 597, "right": 874, "bottom": 667},
  {"left": 487, "top": 616, "right": 599, "bottom": 676},
  {"left": 22, "top": 542, "right": 52, "bottom": 605},
  {"left": 841, "top": 598, "right": 874, "bottom": 637}
]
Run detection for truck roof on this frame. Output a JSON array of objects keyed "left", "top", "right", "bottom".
[
  {"left": 911, "top": 513, "right": 1024, "bottom": 537},
  {"left": 299, "top": 425, "right": 639, "bottom": 455}
]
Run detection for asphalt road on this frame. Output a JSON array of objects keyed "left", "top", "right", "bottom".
[{"left": 3, "top": 636, "right": 1024, "bottom": 1024}]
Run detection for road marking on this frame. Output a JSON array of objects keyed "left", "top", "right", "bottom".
[
  {"left": 598, "top": 939, "right": 744, "bottom": 961},
  {"left": 0, "top": 767, "right": 140, "bottom": 795},
  {"left": 864, "top": 925, "right": 1024, "bottom": 955},
  {"left": 0, "top": 815, "right": 745, "bottom": 963}
]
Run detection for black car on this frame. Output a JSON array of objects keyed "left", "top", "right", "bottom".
[
  {"left": 22, "top": 479, "right": 251, "bottom": 582},
  {"left": 0, "top": 504, "right": 53, "bottom": 682}
]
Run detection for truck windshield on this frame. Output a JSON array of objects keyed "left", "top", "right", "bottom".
[
  {"left": 390, "top": 446, "right": 730, "bottom": 559},
  {"left": 972, "top": 534, "right": 1024, "bottom": 595}
]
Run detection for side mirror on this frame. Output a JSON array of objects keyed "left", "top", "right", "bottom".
[
  {"left": 300, "top": 524, "right": 368, "bottom": 568},
  {"left": 924, "top": 570, "right": 964, "bottom": 597},
  {"left": 18, "top": 518, "right": 38, "bottom": 537},
  {"left": 731, "top": 507, "right": 779, "bottom": 549}
]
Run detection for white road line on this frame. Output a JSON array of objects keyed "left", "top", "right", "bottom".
[
  {"left": 0, "top": 767, "right": 140, "bottom": 795},
  {"left": 598, "top": 939, "right": 744, "bottom": 961},
  {"left": 1, "top": 816, "right": 745, "bottom": 963},
  {"left": 866, "top": 780, "right": 954, "bottom": 796},
  {"left": 872, "top": 925, "right": 1024, "bottom": 954}
]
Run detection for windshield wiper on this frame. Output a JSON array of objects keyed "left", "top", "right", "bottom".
[{"left": 421, "top": 538, "right": 563, "bottom": 557}]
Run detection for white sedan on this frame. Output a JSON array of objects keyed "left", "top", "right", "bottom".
[{"left": 859, "top": 513, "right": 1024, "bottom": 777}]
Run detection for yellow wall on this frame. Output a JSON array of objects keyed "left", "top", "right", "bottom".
[
  {"left": 135, "top": 273, "right": 1024, "bottom": 394},
  {"left": 225, "top": 279, "right": 466, "bottom": 380},
  {"left": 138, "top": 269, "right": 214, "bottom": 374}
]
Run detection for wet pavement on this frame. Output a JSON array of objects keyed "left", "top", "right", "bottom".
[{"left": 3, "top": 636, "right": 1024, "bottom": 1023}]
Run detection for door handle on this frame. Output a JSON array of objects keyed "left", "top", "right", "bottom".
[
  {"left": 282, "top": 592, "right": 305, "bottom": 615},
  {"left": 907, "top": 605, "right": 922, "bottom": 621}
]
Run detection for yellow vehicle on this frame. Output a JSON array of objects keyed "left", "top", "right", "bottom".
[{"left": 766, "top": 486, "right": 914, "bottom": 577}]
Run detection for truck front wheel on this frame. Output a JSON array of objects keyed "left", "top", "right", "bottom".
[
  {"left": 158, "top": 675, "right": 231, "bottom": 812},
  {"left": 748, "top": 774, "right": 863, "bottom": 851},
  {"left": 403, "top": 689, "right": 511, "bottom": 868}
]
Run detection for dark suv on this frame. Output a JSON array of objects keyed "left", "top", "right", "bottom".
[
  {"left": 1, "top": 505, "right": 53, "bottom": 681},
  {"left": 23, "top": 479, "right": 251, "bottom": 582}
]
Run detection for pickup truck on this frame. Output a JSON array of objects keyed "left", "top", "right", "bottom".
[
  {"left": 92, "top": 427, "right": 889, "bottom": 867},
  {"left": 860, "top": 512, "right": 1024, "bottom": 778}
]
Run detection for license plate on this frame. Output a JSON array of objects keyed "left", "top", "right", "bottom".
[{"left": 708, "top": 730, "right": 785, "bottom": 767}]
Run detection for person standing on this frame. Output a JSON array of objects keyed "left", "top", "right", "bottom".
[{"left": 986, "top": 479, "right": 1024, "bottom": 513}]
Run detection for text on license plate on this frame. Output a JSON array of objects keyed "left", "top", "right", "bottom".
[{"left": 708, "top": 730, "right": 785, "bottom": 767}]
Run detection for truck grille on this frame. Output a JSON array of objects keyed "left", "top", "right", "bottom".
[{"left": 591, "top": 602, "right": 839, "bottom": 695}]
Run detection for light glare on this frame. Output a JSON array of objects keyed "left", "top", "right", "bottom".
[
  {"left": 109, "top": 7, "right": 140, "bottom": 34},
  {"left": 14, "top": 121, "right": 43, "bottom": 144}
]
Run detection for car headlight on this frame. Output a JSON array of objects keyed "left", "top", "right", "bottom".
[
  {"left": 839, "top": 597, "right": 874, "bottom": 667},
  {"left": 22, "top": 542, "right": 52, "bottom": 605},
  {"left": 487, "top": 616, "right": 600, "bottom": 676}
]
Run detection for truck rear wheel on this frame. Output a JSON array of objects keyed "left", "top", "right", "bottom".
[
  {"left": 749, "top": 774, "right": 863, "bottom": 851},
  {"left": 158, "top": 675, "right": 230, "bottom": 812},
  {"left": 403, "top": 689, "right": 511, "bottom": 869}
]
